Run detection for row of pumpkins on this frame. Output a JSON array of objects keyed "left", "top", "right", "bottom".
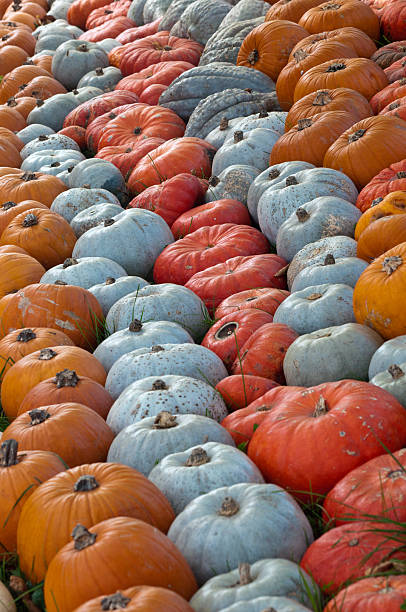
[{"left": 1, "top": 0, "right": 406, "bottom": 610}]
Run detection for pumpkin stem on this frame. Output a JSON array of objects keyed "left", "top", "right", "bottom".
[
  {"left": 153, "top": 411, "right": 177, "bottom": 429},
  {"left": 100, "top": 592, "right": 130, "bottom": 610},
  {"left": 324, "top": 254, "right": 335, "bottom": 265},
  {"left": 54, "top": 280, "right": 68, "bottom": 285},
  {"left": 274, "top": 264, "right": 289, "bottom": 278},
  {"left": 233, "top": 131, "right": 244, "bottom": 143},
  {"left": 16, "top": 329, "right": 36, "bottom": 342},
  {"left": 22, "top": 213, "right": 39, "bottom": 227},
  {"left": 74, "top": 475, "right": 100, "bottom": 492},
  {"left": 371, "top": 197, "right": 383, "bottom": 207},
  {"left": 72, "top": 524, "right": 97, "bottom": 550},
  {"left": 38, "top": 135, "right": 49, "bottom": 141},
  {"left": 38, "top": 348, "right": 57, "bottom": 361},
  {"left": 77, "top": 43, "right": 89, "bottom": 52},
  {"left": 104, "top": 218, "right": 115, "bottom": 226},
  {"left": 293, "top": 48, "right": 308, "bottom": 63},
  {"left": 128, "top": 319, "right": 142, "bottom": 332},
  {"left": 256, "top": 404, "right": 272, "bottom": 412},
  {"left": 238, "top": 562, "right": 253, "bottom": 585},
  {"left": 0, "top": 439, "right": 18, "bottom": 466},
  {"left": 382, "top": 255, "right": 402, "bottom": 275},
  {"left": 105, "top": 277, "right": 116, "bottom": 284},
  {"left": 297, "top": 118, "right": 313, "bottom": 131},
  {"left": 2, "top": 201, "right": 17, "bottom": 211},
  {"left": 387, "top": 469, "right": 405, "bottom": 479},
  {"left": 215, "top": 321, "right": 238, "bottom": 340},
  {"left": 296, "top": 207, "right": 310, "bottom": 222},
  {"left": 268, "top": 169, "right": 280, "bottom": 179},
  {"left": 29, "top": 409, "right": 50, "bottom": 425},
  {"left": 133, "top": 127, "right": 142, "bottom": 135},
  {"left": 151, "top": 379, "right": 168, "bottom": 391},
  {"left": 185, "top": 447, "right": 210, "bottom": 466},
  {"left": 258, "top": 110, "right": 268, "bottom": 118},
  {"left": 151, "top": 345, "right": 164, "bottom": 353},
  {"left": 285, "top": 176, "right": 298, "bottom": 186},
  {"left": 209, "top": 176, "right": 220, "bottom": 186},
  {"left": 312, "top": 90, "right": 331, "bottom": 106},
  {"left": 55, "top": 369, "right": 80, "bottom": 388},
  {"left": 219, "top": 496, "right": 240, "bottom": 517},
  {"left": 219, "top": 117, "right": 229, "bottom": 131},
  {"left": 348, "top": 129, "right": 366, "bottom": 143},
  {"left": 247, "top": 49, "right": 259, "bottom": 65},
  {"left": 63, "top": 257, "right": 78, "bottom": 268},
  {"left": 312, "top": 396, "right": 328, "bottom": 417},
  {"left": 95, "top": 67, "right": 104, "bottom": 75},
  {"left": 397, "top": 171, "right": 406, "bottom": 179},
  {"left": 306, "top": 293, "right": 322, "bottom": 301},
  {"left": 326, "top": 62, "right": 346, "bottom": 72},
  {"left": 388, "top": 364, "right": 404, "bottom": 380}
]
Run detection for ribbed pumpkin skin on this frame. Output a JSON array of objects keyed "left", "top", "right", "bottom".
[
  {"left": 0, "top": 200, "right": 47, "bottom": 235},
  {"left": 171, "top": 199, "right": 251, "bottom": 239},
  {"left": 0, "top": 45, "right": 29, "bottom": 74},
  {"left": 215, "top": 287, "right": 290, "bottom": 319},
  {"left": 0, "top": 171, "right": 67, "bottom": 207},
  {"left": 354, "top": 191, "right": 406, "bottom": 238},
  {"left": 298, "top": 0, "right": 380, "bottom": 40},
  {"left": 289, "top": 27, "right": 377, "bottom": 59},
  {"left": 357, "top": 214, "right": 406, "bottom": 262},
  {"left": 215, "top": 375, "right": 280, "bottom": 412},
  {"left": 63, "top": 91, "right": 140, "bottom": 129},
  {"left": 0, "top": 65, "right": 49, "bottom": 104},
  {"left": 2, "top": 403, "right": 114, "bottom": 467},
  {"left": 265, "top": 0, "right": 325, "bottom": 23},
  {"left": 356, "top": 162, "right": 406, "bottom": 212},
  {"left": 72, "top": 586, "right": 195, "bottom": 612},
  {"left": 0, "top": 253, "right": 45, "bottom": 300},
  {"left": 370, "top": 78, "right": 406, "bottom": 113},
  {"left": 324, "top": 575, "right": 406, "bottom": 612}
]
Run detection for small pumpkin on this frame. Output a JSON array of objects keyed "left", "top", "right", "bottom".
[{"left": 324, "top": 576, "right": 406, "bottom": 612}]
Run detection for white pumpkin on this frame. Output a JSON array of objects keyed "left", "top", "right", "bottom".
[
  {"left": 70, "top": 203, "right": 124, "bottom": 237},
  {"left": 273, "top": 283, "right": 355, "bottom": 335},
  {"left": 148, "top": 442, "right": 264, "bottom": 513},
  {"left": 211, "top": 128, "right": 281, "bottom": 175},
  {"left": 258, "top": 166, "right": 358, "bottom": 244},
  {"left": 167, "top": 482, "right": 313, "bottom": 585},
  {"left": 217, "top": 596, "right": 312, "bottom": 612},
  {"left": 106, "top": 412, "right": 235, "bottom": 476},
  {"left": 88, "top": 276, "right": 150, "bottom": 317},
  {"left": 205, "top": 111, "right": 286, "bottom": 150},
  {"left": 72, "top": 208, "right": 174, "bottom": 278},
  {"left": 370, "top": 363, "right": 406, "bottom": 408},
  {"left": 106, "top": 374, "right": 228, "bottom": 433},
  {"left": 105, "top": 283, "right": 209, "bottom": 340},
  {"left": 21, "top": 149, "right": 85, "bottom": 173},
  {"left": 368, "top": 335, "right": 406, "bottom": 379},
  {"left": 105, "top": 343, "right": 228, "bottom": 399},
  {"left": 20, "top": 134, "right": 80, "bottom": 159},
  {"left": 290, "top": 256, "right": 368, "bottom": 292},
  {"left": 93, "top": 319, "right": 194, "bottom": 371},
  {"left": 50, "top": 187, "right": 120, "bottom": 223},
  {"left": 205, "top": 165, "right": 261, "bottom": 205},
  {"left": 39, "top": 256, "right": 127, "bottom": 289},
  {"left": 190, "top": 558, "right": 318, "bottom": 612},
  {"left": 283, "top": 322, "right": 384, "bottom": 387}
]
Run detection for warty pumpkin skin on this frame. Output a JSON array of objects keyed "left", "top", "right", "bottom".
[
  {"left": 236, "top": 20, "right": 309, "bottom": 83},
  {"left": 0, "top": 171, "right": 67, "bottom": 207},
  {"left": 0, "top": 208, "right": 77, "bottom": 269},
  {"left": 17, "top": 462, "right": 175, "bottom": 584},
  {"left": 324, "top": 575, "right": 406, "bottom": 612},
  {"left": 298, "top": 0, "right": 380, "bottom": 40},
  {"left": 247, "top": 379, "right": 406, "bottom": 502},
  {"left": 324, "top": 115, "right": 406, "bottom": 190},
  {"left": 0, "top": 439, "right": 65, "bottom": 552},
  {"left": 357, "top": 214, "right": 406, "bottom": 262},
  {"left": 356, "top": 164, "right": 406, "bottom": 212},
  {"left": 354, "top": 191, "right": 406, "bottom": 238},
  {"left": 73, "top": 586, "right": 194, "bottom": 612},
  {"left": 289, "top": 26, "right": 377, "bottom": 59},
  {"left": 0, "top": 252, "right": 45, "bottom": 300},
  {"left": 323, "top": 447, "right": 406, "bottom": 525},
  {"left": 293, "top": 57, "right": 389, "bottom": 103}
]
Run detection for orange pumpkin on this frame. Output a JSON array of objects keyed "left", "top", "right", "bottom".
[
  {"left": 276, "top": 39, "right": 358, "bottom": 109},
  {"left": 26, "top": 53, "right": 53, "bottom": 74},
  {"left": 1, "top": 344, "right": 107, "bottom": 420},
  {"left": 265, "top": 0, "right": 325, "bottom": 23},
  {"left": 0, "top": 327, "right": 74, "bottom": 382},
  {"left": 0, "top": 282, "right": 104, "bottom": 349},
  {"left": 324, "top": 575, "right": 406, "bottom": 612},
  {"left": 294, "top": 57, "right": 389, "bottom": 103},
  {"left": 4, "top": 1, "right": 46, "bottom": 19},
  {"left": 0, "top": 171, "right": 67, "bottom": 206},
  {"left": 3, "top": 9, "right": 38, "bottom": 28},
  {"left": 289, "top": 27, "right": 377, "bottom": 59},
  {"left": 0, "top": 126, "right": 23, "bottom": 152},
  {"left": 270, "top": 110, "right": 357, "bottom": 166},
  {"left": 43, "top": 517, "right": 197, "bottom": 611},
  {"left": 0, "top": 64, "right": 49, "bottom": 103},
  {"left": 0, "top": 244, "right": 28, "bottom": 254},
  {"left": 0, "top": 252, "right": 45, "bottom": 300},
  {"left": 0, "top": 207, "right": 77, "bottom": 269},
  {"left": 0, "top": 24, "right": 35, "bottom": 55},
  {"left": 298, "top": 0, "right": 380, "bottom": 40},
  {"left": 324, "top": 115, "right": 406, "bottom": 189},
  {"left": 0, "top": 135, "right": 21, "bottom": 167},
  {"left": 0, "top": 199, "right": 47, "bottom": 234},
  {"left": 237, "top": 20, "right": 309, "bottom": 82},
  {"left": 17, "top": 462, "right": 176, "bottom": 584},
  {"left": 0, "top": 44, "right": 28, "bottom": 74},
  {"left": 285, "top": 87, "right": 373, "bottom": 131},
  {"left": 73, "top": 586, "right": 195, "bottom": 612},
  {"left": 0, "top": 105, "right": 25, "bottom": 130},
  {"left": 0, "top": 438, "right": 65, "bottom": 552},
  {"left": 17, "top": 369, "right": 113, "bottom": 419},
  {"left": 354, "top": 191, "right": 406, "bottom": 239},
  {"left": 3, "top": 95, "right": 37, "bottom": 119},
  {"left": 357, "top": 214, "right": 406, "bottom": 262},
  {"left": 353, "top": 242, "right": 406, "bottom": 339},
  {"left": 14, "top": 75, "right": 67, "bottom": 100},
  {"left": 2, "top": 402, "right": 114, "bottom": 467}
]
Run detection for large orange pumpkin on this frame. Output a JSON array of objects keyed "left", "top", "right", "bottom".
[
  {"left": 0, "top": 208, "right": 77, "bottom": 269},
  {"left": 0, "top": 64, "right": 49, "bottom": 103},
  {"left": 0, "top": 24, "right": 35, "bottom": 55},
  {"left": 2, "top": 403, "right": 114, "bottom": 467},
  {"left": 0, "top": 283, "right": 104, "bottom": 350},
  {"left": 14, "top": 75, "right": 67, "bottom": 100},
  {"left": 289, "top": 27, "right": 377, "bottom": 59},
  {"left": 354, "top": 191, "right": 406, "bottom": 238},
  {"left": 0, "top": 171, "right": 67, "bottom": 207},
  {"left": 0, "top": 44, "right": 29, "bottom": 75},
  {"left": 3, "top": 95, "right": 37, "bottom": 119},
  {"left": 73, "top": 586, "right": 194, "bottom": 612},
  {"left": 43, "top": 517, "right": 197, "bottom": 611},
  {"left": 0, "top": 438, "right": 65, "bottom": 552},
  {"left": 353, "top": 242, "right": 406, "bottom": 339},
  {"left": 357, "top": 214, "right": 406, "bottom": 262},
  {"left": 236, "top": 20, "right": 309, "bottom": 82},
  {"left": 0, "top": 126, "right": 24, "bottom": 151},
  {"left": 265, "top": 0, "right": 325, "bottom": 23},
  {"left": 0, "top": 136, "right": 21, "bottom": 168},
  {"left": 1, "top": 345, "right": 107, "bottom": 420},
  {"left": 0, "top": 105, "right": 25, "bottom": 130},
  {"left": 0, "top": 199, "right": 47, "bottom": 234},
  {"left": 17, "top": 462, "right": 176, "bottom": 584},
  {"left": 298, "top": 0, "right": 380, "bottom": 40},
  {"left": 324, "top": 115, "right": 406, "bottom": 190},
  {"left": 0, "top": 252, "right": 45, "bottom": 300}
]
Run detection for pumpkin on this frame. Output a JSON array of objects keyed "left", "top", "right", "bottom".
[
  {"left": 0, "top": 25, "right": 35, "bottom": 55},
  {"left": 167, "top": 482, "right": 313, "bottom": 586},
  {"left": 116, "top": 60, "right": 194, "bottom": 97},
  {"left": 215, "top": 287, "right": 290, "bottom": 320},
  {"left": 127, "top": 137, "right": 216, "bottom": 194},
  {"left": 380, "top": 96, "right": 406, "bottom": 121},
  {"left": 294, "top": 57, "right": 389, "bottom": 103},
  {"left": 66, "top": 0, "right": 114, "bottom": 28},
  {"left": 0, "top": 44, "right": 28, "bottom": 74},
  {"left": 0, "top": 65, "right": 49, "bottom": 104},
  {"left": 0, "top": 126, "right": 23, "bottom": 152},
  {"left": 85, "top": 1, "right": 131, "bottom": 30},
  {"left": 72, "top": 586, "right": 194, "bottom": 612},
  {"left": 169, "top": 0, "right": 232, "bottom": 47},
  {"left": 0, "top": 199, "right": 46, "bottom": 233},
  {"left": 291, "top": 256, "right": 368, "bottom": 291},
  {"left": 265, "top": 0, "right": 326, "bottom": 23},
  {"left": 215, "top": 375, "right": 280, "bottom": 412},
  {"left": 0, "top": 105, "right": 25, "bottom": 130},
  {"left": 201, "top": 310, "right": 275, "bottom": 370},
  {"left": 369, "top": 336, "right": 406, "bottom": 379},
  {"left": 14, "top": 75, "right": 67, "bottom": 100},
  {"left": 385, "top": 57, "right": 406, "bottom": 82},
  {"left": 58, "top": 126, "right": 87, "bottom": 151},
  {"left": 2, "top": 403, "right": 114, "bottom": 467},
  {"left": 116, "top": 19, "right": 161, "bottom": 44},
  {"left": 371, "top": 40, "right": 406, "bottom": 69},
  {"left": 298, "top": 0, "right": 380, "bottom": 39},
  {"left": 0, "top": 171, "right": 67, "bottom": 207},
  {"left": 270, "top": 110, "right": 358, "bottom": 166},
  {"left": 289, "top": 26, "right": 377, "bottom": 58},
  {"left": 371, "top": 80, "right": 406, "bottom": 114},
  {"left": 355, "top": 191, "right": 406, "bottom": 236},
  {"left": 0, "top": 438, "right": 65, "bottom": 552},
  {"left": 88, "top": 275, "right": 149, "bottom": 317},
  {"left": 300, "top": 521, "right": 406, "bottom": 594},
  {"left": 95, "top": 138, "right": 164, "bottom": 179},
  {"left": 185, "top": 254, "right": 288, "bottom": 313},
  {"left": 17, "top": 462, "right": 176, "bottom": 585},
  {"left": 171, "top": 199, "right": 251, "bottom": 239},
  {"left": 62, "top": 90, "right": 139, "bottom": 129},
  {"left": 0, "top": 252, "right": 45, "bottom": 299},
  {"left": 248, "top": 379, "right": 406, "bottom": 501},
  {"left": 51, "top": 40, "right": 109, "bottom": 91},
  {"left": 39, "top": 256, "right": 127, "bottom": 290},
  {"left": 380, "top": 0, "right": 406, "bottom": 43},
  {"left": 324, "top": 447, "right": 406, "bottom": 525},
  {"left": 236, "top": 20, "right": 309, "bottom": 82},
  {"left": 0, "top": 208, "right": 76, "bottom": 269},
  {"left": 50, "top": 186, "right": 120, "bottom": 223},
  {"left": 0, "top": 282, "right": 104, "bottom": 350},
  {"left": 324, "top": 576, "right": 406, "bottom": 612},
  {"left": 84, "top": 104, "right": 137, "bottom": 154},
  {"left": 79, "top": 17, "right": 137, "bottom": 44},
  {"left": 276, "top": 40, "right": 358, "bottom": 110},
  {"left": 357, "top": 214, "right": 406, "bottom": 262},
  {"left": 324, "top": 115, "right": 406, "bottom": 190},
  {"left": 0, "top": 133, "right": 21, "bottom": 168},
  {"left": 356, "top": 165, "right": 406, "bottom": 213},
  {"left": 3, "top": 96, "right": 37, "bottom": 120}
]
